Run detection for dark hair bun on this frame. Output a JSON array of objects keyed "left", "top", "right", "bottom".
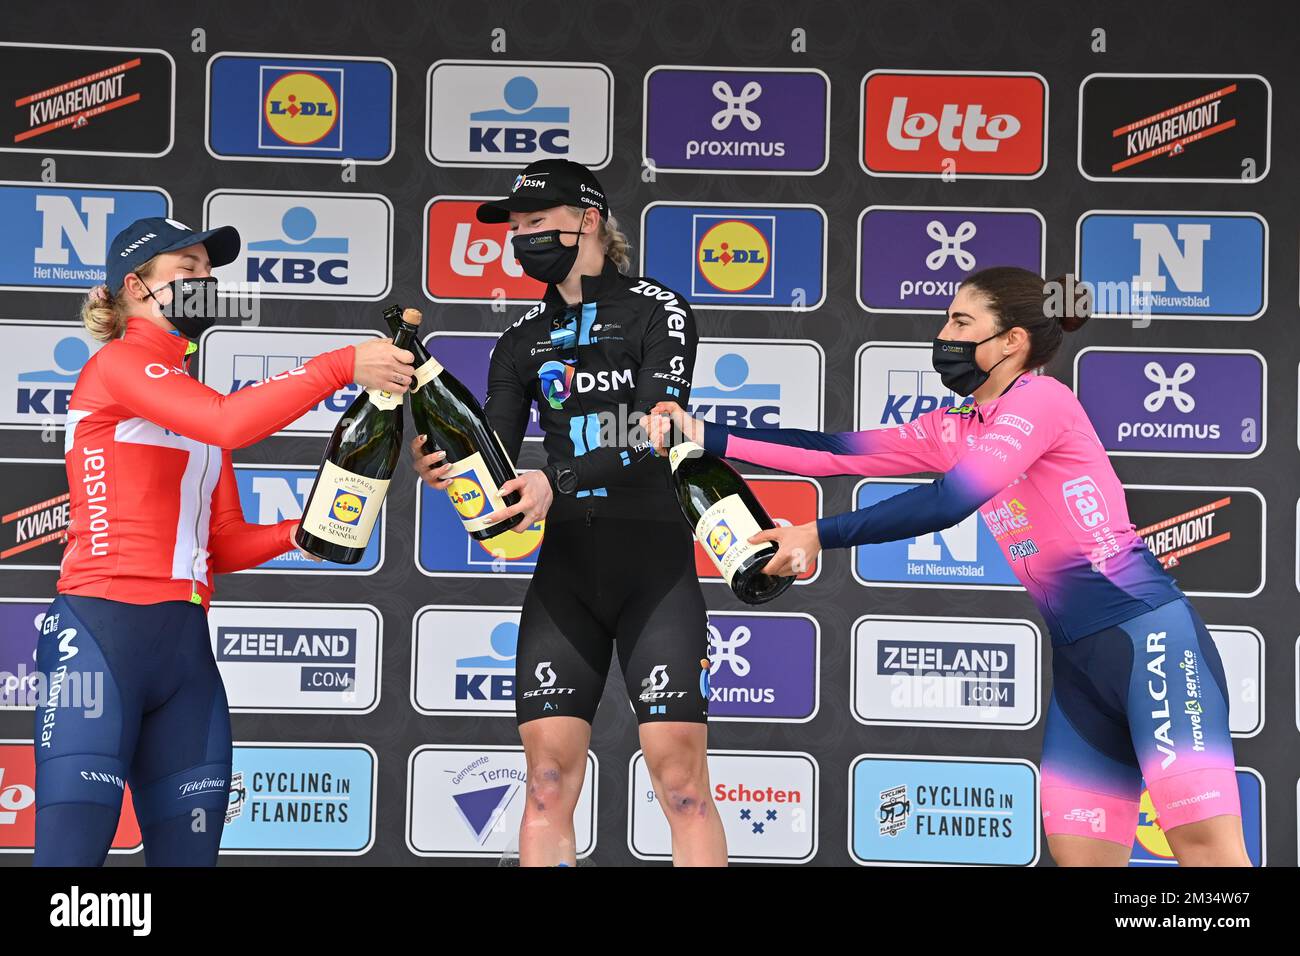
[{"left": 1046, "top": 273, "right": 1091, "bottom": 333}]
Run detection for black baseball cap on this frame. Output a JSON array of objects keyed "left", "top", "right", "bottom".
[
  {"left": 476, "top": 159, "right": 609, "bottom": 224},
  {"left": 106, "top": 217, "right": 241, "bottom": 293}
]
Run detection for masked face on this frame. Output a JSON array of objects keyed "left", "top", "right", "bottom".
[
  {"left": 932, "top": 286, "right": 1011, "bottom": 396},
  {"left": 137, "top": 275, "right": 222, "bottom": 340},
  {"left": 510, "top": 208, "right": 590, "bottom": 285}
]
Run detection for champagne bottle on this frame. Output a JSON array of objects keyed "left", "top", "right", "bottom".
[
  {"left": 386, "top": 306, "right": 523, "bottom": 540},
  {"left": 667, "top": 440, "right": 795, "bottom": 605},
  {"left": 294, "top": 310, "right": 415, "bottom": 564}
]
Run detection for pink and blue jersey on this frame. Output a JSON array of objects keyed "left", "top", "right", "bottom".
[
  {"left": 701, "top": 371, "right": 1182, "bottom": 646},
  {"left": 702, "top": 370, "right": 1242, "bottom": 845}
]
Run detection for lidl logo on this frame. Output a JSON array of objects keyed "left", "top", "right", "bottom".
[
  {"left": 262, "top": 70, "right": 340, "bottom": 148},
  {"left": 696, "top": 219, "right": 771, "bottom": 295},
  {"left": 708, "top": 520, "right": 735, "bottom": 557},
  {"left": 330, "top": 490, "right": 364, "bottom": 525},
  {"left": 448, "top": 477, "right": 487, "bottom": 518}
]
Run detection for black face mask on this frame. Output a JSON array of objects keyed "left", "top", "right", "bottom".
[
  {"left": 138, "top": 275, "right": 222, "bottom": 340},
  {"left": 512, "top": 228, "right": 583, "bottom": 285},
  {"left": 931, "top": 332, "right": 1009, "bottom": 396}
]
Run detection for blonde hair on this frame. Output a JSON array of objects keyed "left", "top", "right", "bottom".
[
  {"left": 566, "top": 205, "right": 632, "bottom": 274},
  {"left": 81, "top": 255, "right": 160, "bottom": 342}
]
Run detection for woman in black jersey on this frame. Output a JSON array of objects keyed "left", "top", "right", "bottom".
[{"left": 412, "top": 160, "right": 726, "bottom": 866}]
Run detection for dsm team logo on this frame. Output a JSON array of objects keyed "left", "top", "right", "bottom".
[
  {"left": 641, "top": 203, "right": 826, "bottom": 310},
  {"left": 643, "top": 66, "right": 829, "bottom": 175},
  {"left": 423, "top": 197, "right": 546, "bottom": 304},
  {"left": 858, "top": 207, "right": 1045, "bottom": 314},
  {"left": 0, "top": 322, "right": 102, "bottom": 428},
  {"left": 1075, "top": 348, "right": 1266, "bottom": 458},
  {"left": 0, "top": 181, "right": 170, "bottom": 292},
  {"left": 0, "top": 42, "right": 174, "bottom": 157},
  {"left": 861, "top": 70, "right": 1048, "bottom": 179},
  {"left": 207, "top": 52, "right": 395, "bottom": 163},
  {"left": 1076, "top": 211, "right": 1266, "bottom": 321},
  {"left": 690, "top": 339, "right": 824, "bottom": 432},
  {"left": 205, "top": 190, "right": 393, "bottom": 300},
  {"left": 232, "top": 465, "right": 383, "bottom": 574},
  {"left": 1078, "top": 74, "right": 1271, "bottom": 182},
  {"left": 427, "top": 61, "right": 612, "bottom": 168}
]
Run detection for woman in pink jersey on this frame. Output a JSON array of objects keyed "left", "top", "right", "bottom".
[
  {"left": 33, "top": 217, "right": 413, "bottom": 866},
  {"left": 648, "top": 267, "right": 1250, "bottom": 866}
]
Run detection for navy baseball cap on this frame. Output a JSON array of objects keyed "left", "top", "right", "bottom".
[
  {"left": 105, "top": 217, "right": 241, "bottom": 293},
  {"left": 476, "top": 159, "right": 608, "bottom": 224}
]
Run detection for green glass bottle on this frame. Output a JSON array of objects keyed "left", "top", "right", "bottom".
[
  {"left": 667, "top": 440, "right": 795, "bottom": 605},
  {"left": 386, "top": 306, "right": 522, "bottom": 540},
  {"left": 294, "top": 309, "right": 416, "bottom": 564}
]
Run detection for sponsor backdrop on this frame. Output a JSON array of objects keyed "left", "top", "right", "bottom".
[{"left": 0, "top": 0, "right": 1295, "bottom": 867}]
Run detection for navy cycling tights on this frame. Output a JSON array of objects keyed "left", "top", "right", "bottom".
[{"left": 32, "top": 594, "right": 232, "bottom": 866}]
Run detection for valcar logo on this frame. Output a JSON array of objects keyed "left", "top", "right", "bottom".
[
  {"left": 861, "top": 70, "right": 1048, "bottom": 179},
  {"left": 696, "top": 478, "right": 820, "bottom": 584},
  {"left": 423, "top": 197, "right": 546, "bottom": 304},
  {"left": 696, "top": 219, "right": 771, "bottom": 293}
]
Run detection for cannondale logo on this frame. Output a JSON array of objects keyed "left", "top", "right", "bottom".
[
  {"left": 706, "top": 623, "right": 751, "bottom": 676},
  {"left": 535, "top": 661, "right": 556, "bottom": 687},
  {"left": 711, "top": 80, "right": 762, "bottom": 131},
  {"left": 925, "top": 220, "right": 977, "bottom": 271},
  {"left": 1143, "top": 361, "right": 1196, "bottom": 413}
]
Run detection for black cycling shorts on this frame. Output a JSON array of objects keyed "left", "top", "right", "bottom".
[{"left": 515, "top": 514, "right": 710, "bottom": 726}]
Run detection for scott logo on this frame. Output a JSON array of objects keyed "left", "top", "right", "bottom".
[{"left": 1062, "top": 476, "right": 1109, "bottom": 531}]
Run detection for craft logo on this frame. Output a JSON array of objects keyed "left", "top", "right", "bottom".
[
  {"left": 643, "top": 67, "right": 829, "bottom": 174},
  {"left": 861, "top": 71, "right": 1047, "bottom": 178},
  {"left": 1079, "top": 75, "right": 1271, "bottom": 182},
  {"left": 1, "top": 43, "right": 174, "bottom": 156}
]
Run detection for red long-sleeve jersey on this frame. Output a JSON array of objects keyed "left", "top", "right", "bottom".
[{"left": 58, "top": 316, "right": 355, "bottom": 609}]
